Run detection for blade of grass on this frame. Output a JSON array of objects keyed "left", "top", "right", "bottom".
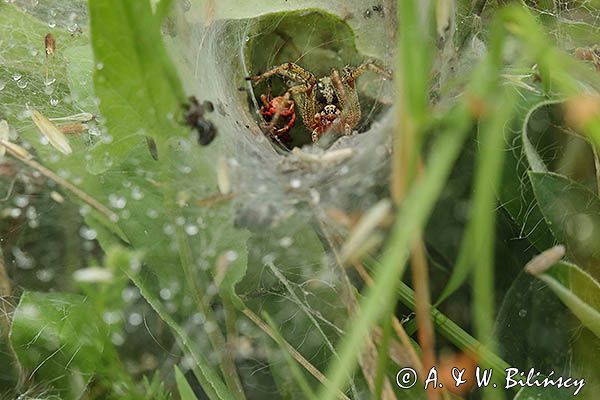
[
  {"left": 240, "top": 307, "right": 351, "bottom": 400},
  {"left": 373, "top": 300, "right": 394, "bottom": 399},
  {"left": 262, "top": 313, "right": 319, "bottom": 400},
  {"left": 362, "top": 259, "right": 511, "bottom": 375},
  {"left": 353, "top": 262, "right": 425, "bottom": 378},
  {"left": 171, "top": 220, "right": 246, "bottom": 400},
  {"left": 471, "top": 87, "right": 518, "bottom": 400},
  {"left": 125, "top": 268, "right": 236, "bottom": 400},
  {"left": 315, "top": 219, "right": 396, "bottom": 399},
  {"left": 320, "top": 106, "right": 473, "bottom": 400},
  {"left": 410, "top": 239, "right": 437, "bottom": 393},
  {"left": 0, "top": 248, "right": 25, "bottom": 389},
  {"left": 436, "top": 16, "right": 514, "bottom": 306},
  {"left": 392, "top": 0, "right": 433, "bottom": 202},
  {"left": 526, "top": 258, "right": 600, "bottom": 339},
  {"left": 175, "top": 365, "right": 200, "bottom": 400}
]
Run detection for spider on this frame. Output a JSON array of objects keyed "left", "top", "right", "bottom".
[
  {"left": 247, "top": 60, "right": 392, "bottom": 143},
  {"left": 258, "top": 87, "right": 296, "bottom": 146}
]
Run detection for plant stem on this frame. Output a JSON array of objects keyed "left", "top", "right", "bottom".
[
  {"left": 0, "top": 139, "right": 118, "bottom": 222},
  {"left": 471, "top": 0, "right": 489, "bottom": 16},
  {"left": 319, "top": 105, "right": 472, "bottom": 400},
  {"left": 410, "top": 240, "right": 439, "bottom": 400},
  {"left": 174, "top": 225, "right": 246, "bottom": 400},
  {"left": 241, "top": 307, "right": 351, "bottom": 400},
  {"left": 315, "top": 220, "right": 396, "bottom": 399},
  {"left": 0, "top": 247, "right": 25, "bottom": 389}
]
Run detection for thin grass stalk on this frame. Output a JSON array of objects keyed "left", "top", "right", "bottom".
[
  {"left": 262, "top": 313, "right": 319, "bottom": 400},
  {"left": 173, "top": 224, "right": 246, "bottom": 400},
  {"left": 240, "top": 307, "right": 351, "bottom": 400},
  {"left": 353, "top": 262, "right": 426, "bottom": 380},
  {"left": 0, "top": 248, "right": 25, "bottom": 389},
  {"left": 410, "top": 239, "right": 438, "bottom": 400},
  {"left": 471, "top": 89, "right": 517, "bottom": 400},
  {"left": 373, "top": 299, "right": 395, "bottom": 399},
  {"left": 320, "top": 107, "right": 472, "bottom": 400},
  {"left": 315, "top": 220, "right": 396, "bottom": 399}
]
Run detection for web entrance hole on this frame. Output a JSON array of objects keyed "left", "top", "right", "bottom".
[{"left": 243, "top": 10, "right": 393, "bottom": 150}]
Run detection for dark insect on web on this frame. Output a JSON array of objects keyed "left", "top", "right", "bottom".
[{"left": 183, "top": 96, "right": 217, "bottom": 146}]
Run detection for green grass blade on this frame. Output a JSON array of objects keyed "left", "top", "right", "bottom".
[
  {"left": 125, "top": 268, "right": 236, "bottom": 400},
  {"left": 437, "top": 17, "right": 508, "bottom": 305},
  {"left": 394, "top": 280, "right": 511, "bottom": 375},
  {"left": 175, "top": 365, "right": 200, "bottom": 400},
  {"left": 262, "top": 313, "right": 319, "bottom": 400},
  {"left": 320, "top": 107, "right": 473, "bottom": 400}
]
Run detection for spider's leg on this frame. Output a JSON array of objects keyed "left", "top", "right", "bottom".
[
  {"left": 343, "top": 60, "right": 393, "bottom": 86},
  {"left": 260, "top": 94, "right": 270, "bottom": 108},
  {"left": 246, "top": 63, "right": 316, "bottom": 86},
  {"left": 311, "top": 129, "right": 320, "bottom": 143},
  {"left": 332, "top": 69, "right": 361, "bottom": 132},
  {"left": 288, "top": 83, "right": 318, "bottom": 132},
  {"left": 266, "top": 79, "right": 273, "bottom": 101},
  {"left": 344, "top": 123, "right": 352, "bottom": 136},
  {"left": 331, "top": 69, "right": 347, "bottom": 102}
]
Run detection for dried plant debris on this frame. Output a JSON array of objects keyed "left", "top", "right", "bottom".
[{"left": 29, "top": 108, "right": 73, "bottom": 155}]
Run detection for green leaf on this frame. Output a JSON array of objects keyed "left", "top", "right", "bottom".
[
  {"left": 521, "top": 100, "right": 558, "bottom": 174},
  {"left": 529, "top": 172, "right": 600, "bottom": 274},
  {"left": 532, "top": 260, "right": 600, "bottom": 338},
  {"left": 497, "top": 96, "right": 556, "bottom": 254},
  {"left": 155, "top": 0, "right": 176, "bottom": 22},
  {"left": 175, "top": 365, "right": 199, "bottom": 400},
  {"left": 89, "top": 0, "right": 186, "bottom": 170},
  {"left": 11, "top": 291, "right": 106, "bottom": 397},
  {"left": 496, "top": 271, "right": 572, "bottom": 375}
]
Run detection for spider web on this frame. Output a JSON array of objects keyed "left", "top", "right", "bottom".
[{"left": 162, "top": 2, "right": 402, "bottom": 395}]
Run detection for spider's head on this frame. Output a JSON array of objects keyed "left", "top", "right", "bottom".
[{"left": 315, "top": 77, "right": 338, "bottom": 107}]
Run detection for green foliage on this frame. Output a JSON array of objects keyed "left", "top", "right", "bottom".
[
  {"left": 530, "top": 172, "right": 600, "bottom": 272},
  {"left": 174, "top": 366, "right": 198, "bottom": 400},
  {"left": 11, "top": 291, "right": 106, "bottom": 397},
  {"left": 533, "top": 260, "right": 600, "bottom": 338},
  {"left": 88, "top": 0, "right": 185, "bottom": 168}
]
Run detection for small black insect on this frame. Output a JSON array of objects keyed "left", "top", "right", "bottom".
[{"left": 183, "top": 96, "right": 217, "bottom": 146}]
